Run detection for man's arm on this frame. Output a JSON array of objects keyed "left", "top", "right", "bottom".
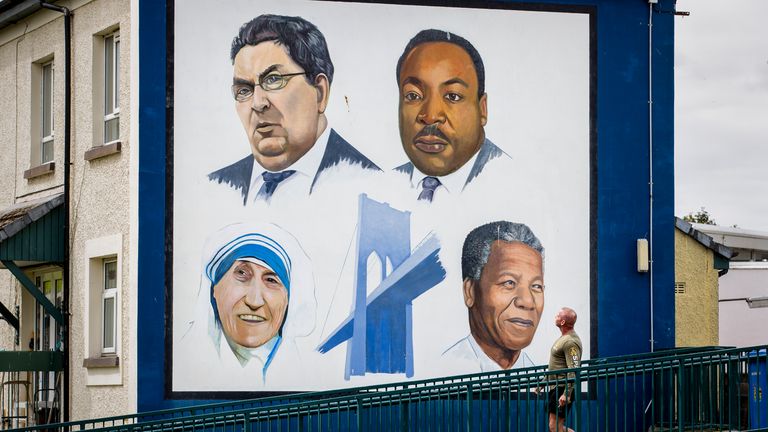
[
  {"left": 564, "top": 341, "right": 582, "bottom": 369},
  {"left": 559, "top": 341, "right": 582, "bottom": 403}
]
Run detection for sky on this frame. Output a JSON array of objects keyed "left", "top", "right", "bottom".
[{"left": 675, "top": 0, "right": 768, "bottom": 231}]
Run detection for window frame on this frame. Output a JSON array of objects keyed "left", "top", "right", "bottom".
[
  {"left": 103, "top": 31, "right": 120, "bottom": 145},
  {"left": 40, "top": 61, "right": 54, "bottom": 163},
  {"left": 101, "top": 258, "right": 118, "bottom": 355},
  {"left": 83, "top": 234, "right": 122, "bottom": 383}
]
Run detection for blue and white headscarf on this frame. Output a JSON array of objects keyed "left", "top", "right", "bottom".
[
  {"left": 196, "top": 222, "right": 317, "bottom": 375},
  {"left": 205, "top": 232, "right": 294, "bottom": 330},
  {"left": 205, "top": 232, "right": 292, "bottom": 291}
]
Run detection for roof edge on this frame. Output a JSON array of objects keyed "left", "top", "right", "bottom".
[
  {"left": 675, "top": 217, "right": 734, "bottom": 259},
  {"left": 0, "top": 0, "right": 41, "bottom": 31},
  {"left": 0, "top": 193, "right": 64, "bottom": 242}
]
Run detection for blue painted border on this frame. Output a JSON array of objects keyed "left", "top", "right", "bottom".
[
  {"left": 590, "top": 0, "right": 675, "bottom": 356},
  {"left": 137, "top": 0, "right": 164, "bottom": 412},
  {"left": 138, "top": 0, "right": 675, "bottom": 410}
]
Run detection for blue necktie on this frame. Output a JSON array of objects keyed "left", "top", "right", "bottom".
[
  {"left": 418, "top": 176, "right": 441, "bottom": 202},
  {"left": 257, "top": 170, "right": 296, "bottom": 201}
]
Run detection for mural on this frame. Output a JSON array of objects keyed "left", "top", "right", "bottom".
[{"left": 172, "top": 0, "right": 591, "bottom": 394}]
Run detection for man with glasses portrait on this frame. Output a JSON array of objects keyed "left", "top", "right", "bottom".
[{"left": 209, "top": 14, "right": 380, "bottom": 205}]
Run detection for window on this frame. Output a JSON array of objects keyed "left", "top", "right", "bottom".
[
  {"left": 25, "top": 57, "right": 56, "bottom": 177},
  {"left": 103, "top": 33, "right": 120, "bottom": 144},
  {"left": 84, "top": 234, "right": 122, "bottom": 384},
  {"left": 102, "top": 259, "right": 117, "bottom": 354},
  {"left": 41, "top": 62, "right": 54, "bottom": 163}
]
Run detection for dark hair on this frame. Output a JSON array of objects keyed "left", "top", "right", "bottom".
[
  {"left": 396, "top": 29, "right": 485, "bottom": 98},
  {"left": 231, "top": 14, "right": 334, "bottom": 85},
  {"left": 462, "top": 221, "right": 544, "bottom": 281}
]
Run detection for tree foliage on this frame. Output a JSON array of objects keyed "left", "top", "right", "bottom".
[{"left": 683, "top": 207, "right": 716, "bottom": 225}]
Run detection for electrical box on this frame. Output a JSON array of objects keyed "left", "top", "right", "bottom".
[{"left": 637, "top": 239, "right": 649, "bottom": 272}]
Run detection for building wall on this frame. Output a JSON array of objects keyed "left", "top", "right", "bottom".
[
  {"left": 0, "top": 0, "right": 69, "bottom": 366},
  {"left": 719, "top": 264, "right": 768, "bottom": 347},
  {"left": 0, "top": 274, "right": 19, "bottom": 351},
  {"left": 0, "top": 0, "right": 134, "bottom": 421},
  {"left": 67, "top": 0, "right": 133, "bottom": 420},
  {"left": 5, "top": 13, "right": 67, "bottom": 201},
  {"left": 0, "top": 25, "right": 22, "bottom": 352},
  {"left": 0, "top": 33, "right": 19, "bottom": 211},
  {"left": 674, "top": 229, "right": 719, "bottom": 346}
]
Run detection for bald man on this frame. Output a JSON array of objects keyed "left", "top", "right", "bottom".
[{"left": 546, "top": 307, "right": 582, "bottom": 432}]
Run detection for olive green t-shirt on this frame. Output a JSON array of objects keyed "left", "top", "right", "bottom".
[{"left": 548, "top": 330, "right": 582, "bottom": 378}]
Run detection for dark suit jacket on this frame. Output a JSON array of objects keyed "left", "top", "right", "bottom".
[
  {"left": 209, "top": 129, "right": 381, "bottom": 205},
  {"left": 394, "top": 138, "right": 506, "bottom": 190}
]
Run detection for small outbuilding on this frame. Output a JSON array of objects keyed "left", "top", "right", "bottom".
[{"left": 674, "top": 217, "right": 733, "bottom": 347}]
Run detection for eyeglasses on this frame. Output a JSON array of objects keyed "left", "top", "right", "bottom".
[{"left": 231, "top": 72, "right": 307, "bottom": 102}]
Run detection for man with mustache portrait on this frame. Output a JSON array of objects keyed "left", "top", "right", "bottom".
[
  {"left": 442, "top": 221, "right": 544, "bottom": 372},
  {"left": 394, "top": 29, "right": 510, "bottom": 203},
  {"left": 209, "top": 14, "right": 380, "bottom": 205}
]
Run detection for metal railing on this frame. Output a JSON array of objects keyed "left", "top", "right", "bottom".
[
  {"left": 7, "top": 345, "right": 767, "bottom": 431},
  {"left": 4, "top": 363, "right": 551, "bottom": 431}
]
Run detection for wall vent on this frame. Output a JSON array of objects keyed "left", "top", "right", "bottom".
[{"left": 675, "top": 282, "right": 686, "bottom": 295}]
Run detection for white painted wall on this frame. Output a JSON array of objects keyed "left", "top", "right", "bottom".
[{"left": 719, "top": 263, "right": 768, "bottom": 347}]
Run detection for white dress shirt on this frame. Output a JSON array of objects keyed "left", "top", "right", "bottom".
[
  {"left": 407, "top": 150, "right": 481, "bottom": 203},
  {"left": 246, "top": 126, "right": 332, "bottom": 204},
  {"left": 441, "top": 334, "right": 535, "bottom": 373}
]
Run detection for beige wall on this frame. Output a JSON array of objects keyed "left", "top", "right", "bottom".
[
  {"left": 0, "top": 273, "right": 19, "bottom": 351},
  {"left": 674, "top": 229, "right": 720, "bottom": 347},
  {"left": 0, "top": 0, "right": 134, "bottom": 421},
  {"left": 0, "top": 38, "right": 19, "bottom": 211},
  {"left": 69, "top": 0, "right": 133, "bottom": 420},
  {"left": 8, "top": 15, "right": 66, "bottom": 200},
  {"left": 0, "top": 36, "right": 20, "bottom": 352}
]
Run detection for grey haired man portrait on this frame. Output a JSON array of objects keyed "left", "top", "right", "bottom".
[
  {"left": 442, "top": 221, "right": 545, "bottom": 372},
  {"left": 209, "top": 14, "right": 380, "bottom": 204}
]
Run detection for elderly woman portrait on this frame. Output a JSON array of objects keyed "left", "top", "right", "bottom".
[
  {"left": 212, "top": 256, "right": 288, "bottom": 351},
  {"left": 176, "top": 222, "right": 316, "bottom": 390}
]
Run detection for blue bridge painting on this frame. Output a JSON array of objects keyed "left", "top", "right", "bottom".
[{"left": 318, "top": 194, "right": 446, "bottom": 379}]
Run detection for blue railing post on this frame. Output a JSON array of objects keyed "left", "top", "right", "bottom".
[
  {"left": 677, "top": 361, "right": 684, "bottom": 432},
  {"left": 356, "top": 397, "right": 363, "bottom": 431},
  {"left": 728, "top": 354, "right": 738, "bottom": 429},
  {"left": 400, "top": 397, "right": 409, "bottom": 432},
  {"left": 466, "top": 383, "right": 473, "bottom": 431},
  {"left": 574, "top": 368, "right": 581, "bottom": 431}
]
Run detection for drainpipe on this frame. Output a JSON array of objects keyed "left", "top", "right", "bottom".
[
  {"left": 647, "top": 1, "right": 655, "bottom": 353},
  {"left": 39, "top": 1, "right": 71, "bottom": 423}
]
